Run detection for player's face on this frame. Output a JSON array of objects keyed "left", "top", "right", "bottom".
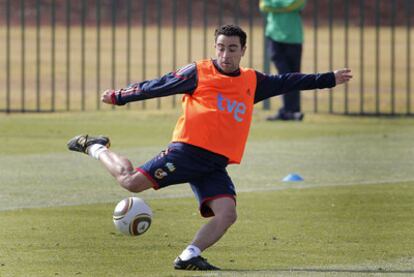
[{"left": 214, "top": 35, "right": 246, "bottom": 73}]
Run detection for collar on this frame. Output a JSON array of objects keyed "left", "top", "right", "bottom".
[{"left": 212, "top": 59, "right": 241, "bottom": 77}]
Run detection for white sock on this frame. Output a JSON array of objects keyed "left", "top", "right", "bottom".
[
  {"left": 87, "top": 144, "right": 108, "bottom": 160},
  {"left": 178, "top": 245, "right": 201, "bottom": 261}
]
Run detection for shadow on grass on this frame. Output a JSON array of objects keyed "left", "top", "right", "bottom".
[{"left": 222, "top": 268, "right": 414, "bottom": 274}]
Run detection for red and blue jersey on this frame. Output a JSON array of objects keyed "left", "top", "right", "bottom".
[{"left": 111, "top": 59, "right": 335, "bottom": 163}]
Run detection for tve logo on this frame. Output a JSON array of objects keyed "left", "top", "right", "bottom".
[{"left": 217, "top": 93, "right": 246, "bottom": 122}]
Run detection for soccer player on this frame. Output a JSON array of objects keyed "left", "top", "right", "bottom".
[{"left": 68, "top": 24, "right": 352, "bottom": 271}]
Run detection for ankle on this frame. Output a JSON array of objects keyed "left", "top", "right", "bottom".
[
  {"left": 87, "top": 144, "right": 108, "bottom": 160},
  {"left": 179, "top": 245, "right": 201, "bottom": 261}
]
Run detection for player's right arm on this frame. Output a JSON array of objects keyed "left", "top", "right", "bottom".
[{"left": 101, "top": 63, "right": 197, "bottom": 105}]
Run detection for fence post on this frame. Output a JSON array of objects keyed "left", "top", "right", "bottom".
[
  {"left": 36, "top": 0, "right": 41, "bottom": 111},
  {"left": 6, "top": 0, "right": 11, "bottom": 113},
  {"left": 127, "top": 0, "right": 132, "bottom": 87},
  {"left": 111, "top": 0, "right": 116, "bottom": 111},
  {"left": 313, "top": 0, "right": 318, "bottom": 113},
  {"left": 262, "top": 17, "right": 270, "bottom": 110},
  {"left": 218, "top": 0, "right": 223, "bottom": 27},
  {"left": 406, "top": 0, "right": 412, "bottom": 115},
  {"left": 187, "top": 0, "right": 192, "bottom": 64},
  {"left": 375, "top": 0, "right": 380, "bottom": 114},
  {"left": 157, "top": 0, "right": 162, "bottom": 109},
  {"left": 248, "top": 0, "right": 254, "bottom": 68},
  {"left": 66, "top": 0, "right": 71, "bottom": 111},
  {"left": 141, "top": 0, "right": 147, "bottom": 109},
  {"left": 172, "top": 0, "right": 177, "bottom": 108},
  {"left": 96, "top": 0, "right": 101, "bottom": 110},
  {"left": 51, "top": 0, "right": 56, "bottom": 112},
  {"left": 328, "top": 0, "right": 333, "bottom": 113},
  {"left": 390, "top": 0, "right": 396, "bottom": 115},
  {"left": 20, "top": 0, "right": 26, "bottom": 112},
  {"left": 359, "top": 0, "right": 364, "bottom": 114},
  {"left": 234, "top": 0, "right": 240, "bottom": 25},
  {"left": 203, "top": 0, "right": 208, "bottom": 58},
  {"left": 344, "top": 0, "right": 349, "bottom": 114},
  {"left": 81, "top": 0, "right": 86, "bottom": 111}
]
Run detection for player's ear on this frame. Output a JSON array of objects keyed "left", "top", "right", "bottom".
[{"left": 241, "top": 45, "right": 247, "bottom": 56}]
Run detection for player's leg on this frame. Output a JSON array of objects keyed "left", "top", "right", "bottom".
[
  {"left": 97, "top": 150, "right": 153, "bottom": 192},
  {"left": 174, "top": 165, "right": 236, "bottom": 271},
  {"left": 174, "top": 197, "right": 236, "bottom": 271},
  {"left": 67, "top": 134, "right": 153, "bottom": 193},
  {"left": 191, "top": 197, "right": 237, "bottom": 251}
]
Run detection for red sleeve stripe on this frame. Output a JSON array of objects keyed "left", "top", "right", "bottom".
[
  {"left": 123, "top": 86, "right": 142, "bottom": 95},
  {"left": 110, "top": 92, "right": 117, "bottom": 104},
  {"left": 172, "top": 71, "right": 190, "bottom": 80}
]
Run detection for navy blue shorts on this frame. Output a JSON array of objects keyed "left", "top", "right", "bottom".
[{"left": 137, "top": 142, "right": 236, "bottom": 217}]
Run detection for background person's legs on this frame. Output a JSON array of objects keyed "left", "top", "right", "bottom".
[
  {"left": 281, "top": 42, "right": 302, "bottom": 114},
  {"left": 267, "top": 40, "right": 303, "bottom": 121}
]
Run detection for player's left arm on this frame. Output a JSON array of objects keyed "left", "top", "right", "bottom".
[{"left": 254, "top": 68, "right": 352, "bottom": 103}]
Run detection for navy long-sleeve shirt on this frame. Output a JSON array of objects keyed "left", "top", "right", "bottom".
[{"left": 112, "top": 59, "right": 336, "bottom": 105}]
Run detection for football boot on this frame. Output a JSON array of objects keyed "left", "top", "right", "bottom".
[
  {"left": 67, "top": 134, "right": 110, "bottom": 154},
  {"left": 173, "top": 256, "right": 220, "bottom": 271}
]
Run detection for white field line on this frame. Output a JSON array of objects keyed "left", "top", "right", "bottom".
[
  {"left": 1, "top": 177, "right": 413, "bottom": 212},
  {"left": 237, "top": 178, "right": 414, "bottom": 193}
]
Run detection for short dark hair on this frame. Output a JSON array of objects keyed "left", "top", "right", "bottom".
[{"left": 214, "top": 24, "right": 247, "bottom": 48}]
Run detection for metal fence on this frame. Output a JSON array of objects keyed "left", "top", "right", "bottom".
[{"left": 1, "top": 0, "right": 413, "bottom": 115}]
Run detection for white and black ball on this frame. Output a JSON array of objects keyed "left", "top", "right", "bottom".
[{"left": 113, "top": 197, "right": 152, "bottom": 236}]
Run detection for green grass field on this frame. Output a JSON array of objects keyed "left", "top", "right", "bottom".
[{"left": 1, "top": 109, "right": 414, "bottom": 276}]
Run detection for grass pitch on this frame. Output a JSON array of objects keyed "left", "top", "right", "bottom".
[
  {"left": 1, "top": 183, "right": 414, "bottom": 276},
  {"left": 1, "top": 110, "right": 414, "bottom": 276}
]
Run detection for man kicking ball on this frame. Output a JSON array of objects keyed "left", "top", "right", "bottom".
[{"left": 68, "top": 24, "right": 352, "bottom": 271}]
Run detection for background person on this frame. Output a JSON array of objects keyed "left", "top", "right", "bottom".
[{"left": 260, "top": 0, "right": 307, "bottom": 121}]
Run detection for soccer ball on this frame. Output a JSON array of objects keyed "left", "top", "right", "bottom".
[{"left": 112, "top": 197, "right": 152, "bottom": 236}]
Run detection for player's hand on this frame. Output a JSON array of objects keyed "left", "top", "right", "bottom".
[
  {"left": 101, "top": 89, "right": 115, "bottom": 104},
  {"left": 334, "top": 68, "right": 353, "bottom": 85}
]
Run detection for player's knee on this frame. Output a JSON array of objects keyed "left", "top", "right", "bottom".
[
  {"left": 117, "top": 171, "right": 152, "bottom": 193},
  {"left": 119, "top": 178, "right": 138, "bottom": 192},
  {"left": 218, "top": 209, "right": 237, "bottom": 227},
  {"left": 228, "top": 209, "right": 237, "bottom": 225},
  {"left": 118, "top": 177, "right": 144, "bottom": 193}
]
